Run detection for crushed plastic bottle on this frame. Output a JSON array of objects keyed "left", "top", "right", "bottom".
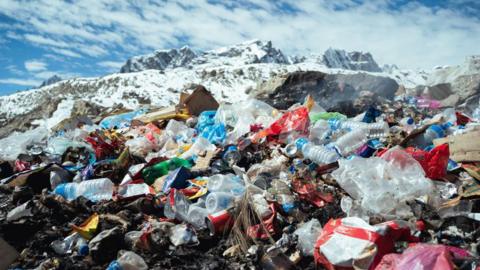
[
  {"left": 206, "top": 192, "right": 236, "bottom": 213},
  {"left": 400, "top": 117, "right": 415, "bottom": 133},
  {"left": 270, "top": 179, "right": 296, "bottom": 213},
  {"left": 291, "top": 138, "right": 338, "bottom": 165},
  {"left": 54, "top": 178, "right": 114, "bottom": 202},
  {"left": 334, "top": 128, "right": 369, "bottom": 156}
]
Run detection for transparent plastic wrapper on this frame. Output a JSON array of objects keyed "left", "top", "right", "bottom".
[
  {"left": 99, "top": 109, "right": 147, "bottom": 129},
  {"left": 165, "top": 119, "right": 195, "bottom": 142},
  {"left": 215, "top": 99, "right": 279, "bottom": 143},
  {"left": 125, "top": 137, "right": 156, "bottom": 158},
  {"left": 169, "top": 224, "right": 199, "bottom": 246},
  {"left": 179, "top": 137, "right": 216, "bottom": 159},
  {"left": 187, "top": 204, "right": 209, "bottom": 229},
  {"left": 247, "top": 149, "right": 289, "bottom": 179},
  {"left": 332, "top": 146, "right": 433, "bottom": 217},
  {"left": 47, "top": 136, "right": 93, "bottom": 156},
  {"left": 252, "top": 193, "right": 272, "bottom": 218},
  {"left": 0, "top": 126, "right": 49, "bottom": 161},
  {"left": 293, "top": 219, "right": 322, "bottom": 256}
]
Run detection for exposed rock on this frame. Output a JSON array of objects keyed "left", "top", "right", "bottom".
[
  {"left": 323, "top": 48, "right": 382, "bottom": 72},
  {"left": 253, "top": 71, "right": 398, "bottom": 113},
  {"left": 38, "top": 75, "right": 62, "bottom": 88},
  {"left": 120, "top": 46, "right": 197, "bottom": 73}
]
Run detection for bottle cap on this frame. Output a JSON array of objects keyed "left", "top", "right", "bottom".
[{"left": 406, "top": 118, "right": 414, "bottom": 125}]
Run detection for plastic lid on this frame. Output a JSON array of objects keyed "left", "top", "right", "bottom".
[{"left": 54, "top": 184, "right": 67, "bottom": 198}]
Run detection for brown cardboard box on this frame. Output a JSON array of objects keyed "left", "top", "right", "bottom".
[{"left": 434, "top": 129, "right": 480, "bottom": 162}]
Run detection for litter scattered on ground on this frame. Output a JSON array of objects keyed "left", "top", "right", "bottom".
[{"left": 1, "top": 85, "right": 480, "bottom": 269}]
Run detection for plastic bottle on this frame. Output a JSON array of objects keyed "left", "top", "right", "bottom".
[
  {"left": 334, "top": 129, "right": 368, "bottom": 156},
  {"left": 270, "top": 180, "right": 295, "bottom": 213},
  {"left": 207, "top": 174, "right": 245, "bottom": 196},
  {"left": 54, "top": 178, "right": 114, "bottom": 202},
  {"left": 293, "top": 138, "right": 338, "bottom": 165},
  {"left": 107, "top": 250, "right": 148, "bottom": 270},
  {"left": 423, "top": 124, "right": 446, "bottom": 144},
  {"left": 141, "top": 157, "right": 191, "bottom": 185},
  {"left": 206, "top": 192, "right": 236, "bottom": 213},
  {"left": 400, "top": 117, "right": 415, "bottom": 133},
  {"left": 366, "top": 121, "right": 390, "bottom": 139},
  {"left": 187, "top": 204, "right": 209, "bottom": 229}
]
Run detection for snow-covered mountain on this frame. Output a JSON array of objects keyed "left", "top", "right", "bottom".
[
  {"left": 0, "top": 39, "right": 477, "bottom": 141},
  {"left": 38, "top": 75, "right": 62, "bottom": 88}
]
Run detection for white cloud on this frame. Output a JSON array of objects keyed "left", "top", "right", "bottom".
[
  {"left": 24, "top": 60, "right": 47, "bottom": 72},
  {"left": 97, "top": 60, "right": 124, "bottom": 71},
  {"left": 0, "top": 0, "right": 479, "bottom": 68},
  {"left": 0, "top": 78, "right": 41, "bottom": 86},
  {"left": 50, "top": 48, "right": 82, "bottom": 58}
]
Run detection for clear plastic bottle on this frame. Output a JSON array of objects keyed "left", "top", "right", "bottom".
[
  {"left": 54, "top": 178, "right": 114, "bottom": 202},
  {"left": 366, "top": 121, "right": 390, "bottom": 139},
  {"left": 187, "top": 204, "right": 209, "bottom": 229},
  {"left": 294, "top": 138, "right": 338, "bottom": 165},
  {"left": 207, "top": 174, "right": 245, "bottom": 196},
  {"left": 270, "top": 180, "right": 296, "bottom": 213},
  {"left": 334, "top": 129, "right": 368, "bottom": 156},
  {"left": 206, "top": 192, "right": 236, "bottom": 213}
]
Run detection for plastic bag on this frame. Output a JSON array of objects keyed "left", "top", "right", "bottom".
[
  {"left": 314, "top": 217, "right": 416, "bottom": 270},
  {"left": 253, "top": 106, "right": 309, "bottom": 143},
  {"left": 125, "top": 137, "right": 156, "bottom": 158},
  {"left": 294, "top": 219, "right": 322, "bottom": 256},
  {"left": 99, "top": 109, "right": 147, "bottom": 129},
  {"left": 332, "top": 146, "right": 433, "bottom": 217},
  {"left": 0, "top": 127, "right": 49, "bottom": 161},
  {"left": 375, "top": 244, "right": 455, "bottom": 270},
  {"left": 405, "top": 144, "right": 450, "bottom": 180}
]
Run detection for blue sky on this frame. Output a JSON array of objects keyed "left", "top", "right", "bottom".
[{"left": 0, "top": 0, "right": 479, "bottom": 95}]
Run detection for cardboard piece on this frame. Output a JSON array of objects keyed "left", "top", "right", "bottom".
[
  {"left": 178, "top": 85, "right": 219, "bottom": 116},
  {"left": 0, "top": 237, "right": 19, "bottom": 270},
  {"left": 434, "top": 129, "right": 480, "bottom": 162}
]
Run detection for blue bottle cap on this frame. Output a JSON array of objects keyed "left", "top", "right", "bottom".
[
  {"left": 406, "top": 118, "right": 414, "bottom": 125},
  {"left": 78, "top": 244, "right": 89, "bottom": 256},
  {"left": 295, "top": 138, "right": 309, "bottom": 151}
]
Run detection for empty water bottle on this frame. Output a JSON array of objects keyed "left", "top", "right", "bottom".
[
  {"left": 54, "top": 178, "right": 114, "bottom": 202},
  {"left": 270, "top": 179, "right": 296, "bottom": 213},
  {"left": 334, "top": 129, "right": 368, "bottom": 156},
  {"left": 366, "top": 121, "right": 390, "bottom": 139},
  {"left": 207, "top": 174, "right": 245, "bottom": 196},
  {"left": 292, "top": 138, "right": 338, "bottom": 165},
  {"left": 206, "top": 192, "right": 236, "bottom": 213}
]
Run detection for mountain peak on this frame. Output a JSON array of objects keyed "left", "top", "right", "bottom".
[
  {"left": 323, "top": 48, "right": 382, "bottom": 72},
  {"left": 39, "top": 75, "right": 62, "bottom": 88}
]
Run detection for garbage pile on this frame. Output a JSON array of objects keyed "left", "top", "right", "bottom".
[{"left": 2, "top": 85, "right": 480, "bottom": 270}]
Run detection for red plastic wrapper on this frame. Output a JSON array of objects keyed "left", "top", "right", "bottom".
[
  {"left": 455, "top": 111, "right": 471, "bottom": 126},
  {"left": 252, "top": 106, "right": 309, "bottom": 142},
  {"left": 247, "top": 203, "right": 278, "bottom": 240},
  {"left": 14, "top": 160, "right": 30, "bottom": 172},
  {"left": 314, "top": 217, "right": 418, "bottom": 270},
  {"left": 292, "top": 179, "right": 334, "bottom": 208},
  {"left": 375, "top": 244, "right": 456, "bottom": 270},
  {"left": 406, "top": 144, "right": 450, "bottom": 179}
]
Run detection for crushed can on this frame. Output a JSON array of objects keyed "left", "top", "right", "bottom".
[{"left": 205, "top": 208, "right": 235, "bottom": 236}]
